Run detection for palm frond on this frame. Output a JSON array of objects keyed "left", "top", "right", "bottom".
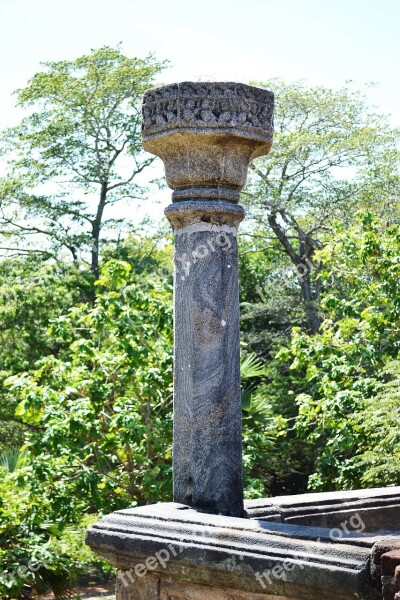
[
  {"left": 240, "top": 352, "right": 267, "bottom": 380},
  {"left": 0, "top": 447, "right": 28, "bottom": 472}
]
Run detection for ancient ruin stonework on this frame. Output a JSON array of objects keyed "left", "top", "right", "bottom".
[
  {"left": 142, "top": 82, "right": 274, "bottom": 142},
  {"left": 142, "top": 82, "right": 274, "bottom": 517},
  {"left": 142, "top": 82, "right": 274, "bottom": 201},
  {"left": 86, "top": 82, "right": 400, "bottom": 600}
]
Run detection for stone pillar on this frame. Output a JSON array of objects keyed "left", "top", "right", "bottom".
[{"left": 142, "top": 82, "right": 274, "bottom": 517}]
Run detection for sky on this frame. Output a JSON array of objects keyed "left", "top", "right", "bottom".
[
  {"left": 1, "top": 0, "right": 399, "bottom": 128},
  {"left": 0, "top": 0, "right": 399, "bottom": 224}
]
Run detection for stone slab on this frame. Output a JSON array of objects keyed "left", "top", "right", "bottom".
[
  {"left": 245, "top": 487, "right": 400, "bottom": 531},
  {"left": 86, "top": 501, "right": 383, "bottom": 599}
]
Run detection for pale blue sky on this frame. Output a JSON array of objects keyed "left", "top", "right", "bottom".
[
  {"left": 1, "top": 0, "right": 399, "bottom": 129},
  {"left": 0, "top": 0, "right": 399, "bottom": 227}
]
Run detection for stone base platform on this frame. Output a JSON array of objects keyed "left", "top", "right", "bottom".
[{"left": 86, "top": 487, "right": 400, "bottom": 600}]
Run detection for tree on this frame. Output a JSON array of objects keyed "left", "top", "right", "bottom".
[
  {"left": 243, "top": 80, "right": 400, "bottom": 333},
  {"left": 7, "top": 260, "right": 174, "bottom": 514},
  {"left": 239, "top": 237, "right": 305, "bottom": 353},
  {"left": 0, "top": 243, "right": 174, "bottom": 599},
  {"left": 353, "top": 360, "right": 400, "bottom": 488},
  {"left": 0, "top": 46, "right": 167, "bottom": 280},
  {"left": 6, "top": 255, "right": 283, "bottom": 510},
  {"left": 0, "top": 256, "right": 279, "bottom": 600},
  {"left": 239, "top": 242, "right": 317, "bottom": 495},
  {"left": 0, "top": 255, "right": 90, "bottom": 454},
  {"left": 283, "top": 214, "right": 400, "bottom": 490}
]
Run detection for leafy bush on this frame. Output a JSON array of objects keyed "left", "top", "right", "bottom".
[
  {"left": 1, "top": 258, "right": 278, "bottom": 598},
  {"left": 283, "top": 215, "right": 400, "bottom": 490}
]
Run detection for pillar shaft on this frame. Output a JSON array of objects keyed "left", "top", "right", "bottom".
[{"left": 166, "top": 201, "right": 244, "bottom": 516}]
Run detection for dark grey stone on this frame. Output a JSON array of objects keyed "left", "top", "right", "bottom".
[
  {"left": 85, "top": 499, "right": 395, "bottom": 599},
  {"left": 142, "top": 82, "right": 274, "bottom": 517},
  {"left": 168, "top": 205, "right": 244, "bottom": 516}
]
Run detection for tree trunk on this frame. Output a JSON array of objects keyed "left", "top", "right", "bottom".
[
  {"left": 297, "top": 239, "right": 322, "bottom": 334},
  {"left": 268, "top": 212, "right": 322, "bottom": 334},
  {"left": 299, "top": 271, "right": 322, "bottom": 334},
  {"left": 91, "top": 181, "right": 108, "bottom": 281}
]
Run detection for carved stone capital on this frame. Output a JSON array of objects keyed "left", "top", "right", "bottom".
[{"left": 142, "top": 82, "right": 274, "bottom": 197}]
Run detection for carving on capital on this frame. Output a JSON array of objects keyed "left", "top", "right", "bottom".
[
  {"left": 142, "top": 82, "right": 274, "bottom": 146},
  {"left": 142, "top": 82, "right": 274, "bottom": 195}
]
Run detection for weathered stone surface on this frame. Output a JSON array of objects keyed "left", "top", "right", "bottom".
[
  {"left": 116, "top": 571, "right": 160, "bottom": 600},
  {"left": 86, "top": 500, "right": 388, "bottom": 599},
  {"left": 170, "top": 208, "right": 243, "bottom": 516},
  {"left": 142, "top": 81, "right": 274, "bottom": 143},
  {"left": 372, "top": 538, "right": 400, "bottom": 600},
  {"left": 116, "top": 571, "right": 363, "bottom": 600},
  {"left": 160, "top": 579, "right": 288, "bottom": 600},
  {"left": 142, "top": 82, "right": 274, "bottom": 517},
  {"left": 246, "top": 487, "right": 400, "bottom": 531},
  {"left": 86, "top": 488, "right": 400, "bottom": 599},
  {"left": 164, "top": 200, "right": 245, "bottom": 230},
  {"left": 142, "top": 82, "right": 274, "bottom": 198}
]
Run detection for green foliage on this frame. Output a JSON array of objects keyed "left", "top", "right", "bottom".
[
  {"left": 285, "top": 215, "right": 400, "bottom": 490},
  {"left": 353, "top": 360, "right": 400, "bottom": 487},
  {"left": 248, "top": 79, "right": 399, "bottom": 224},
  {"left": 0, "top": 448, "right": 27, "bottom": 473},
  {"left": 243, "top": 79, "right": 400, "bottom": 333},
  {"left": 238, "top": 229, "right": 320, "bottom": 495},
  {"left": 240, "top": 351, "right": 289, "bottom": 497},
  {"left": 0, "top": 255, "right": 89, "bottom": 454},
  {"left": 0, "top": 465, "right": 108, "bottom": 600},
  {"left": 8, "top": 259, "right": 174, "bottom": 514},
  {"left": 236, "top": 81, "right": 399, "bottom": 492},
  {"left": 0, "top": 258, "right": 173, "bottom": 598},
  {"left": 239, "top": 237, "right": 305, "bottom": 353}
]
